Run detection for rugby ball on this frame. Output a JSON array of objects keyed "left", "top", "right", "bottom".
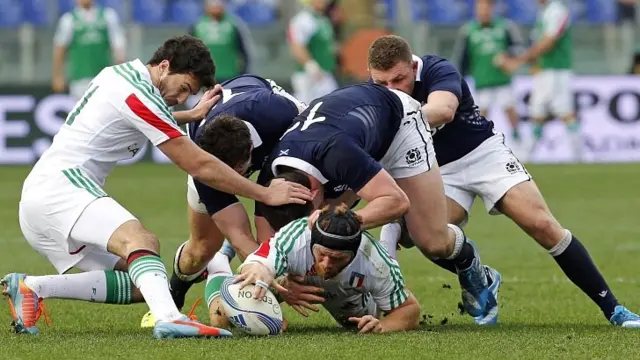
[{"left": 220, "top": 276, "right": 283, "bottom": 336}]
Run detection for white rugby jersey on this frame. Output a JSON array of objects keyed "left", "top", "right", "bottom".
[
  {"left": 25, "top": 59, "right": 185, "bottom": 189},
  {"left": 242, "top": 217, "right": 409, "bottom": 312}
]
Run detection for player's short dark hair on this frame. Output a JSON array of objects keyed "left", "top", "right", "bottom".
[
  {"left": 260, "top": 168, "right": 314, "bottom": 231},
  {"left": 197, "top": 115, "right": 252, "bottom": 170},
  {"left": 147, "top": 35, "right": 216, "bottom": 89},
  {"left": 368, "top": 35, "right": 413, "bottom": 71}
]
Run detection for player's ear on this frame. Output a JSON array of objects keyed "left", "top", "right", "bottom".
[
  {"left": 412, "top": 60, "right": 418, "bottom": 73},
  {"left": 311, "top": 188, "right": 319, "bottom": 199}
]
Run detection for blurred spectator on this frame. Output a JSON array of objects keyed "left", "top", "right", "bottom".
[
  {"left": 288, "top": 0, "right": 338, "bottom": 104},
  {"left": 52, "top": 0, "right": 126, "bottom": 99},
  {"left": 453, "top": 0, "right": 524, "bottom": 143},
  {"left": 189, "top": 0, "right": 254, "bottom": 84},
  {"left": 616, "top": 0, "right": 638, "bottom": 73}
]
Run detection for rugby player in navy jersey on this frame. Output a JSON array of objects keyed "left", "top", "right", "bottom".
[
  {"left": 255, "top": 82, "right": 500, "bottom": 323},
  {"left": 140, "top": 75, "right": 312, "bottom": 327},
  {"left": 367, "top": 35, "right": 640, "bottom": 328}
]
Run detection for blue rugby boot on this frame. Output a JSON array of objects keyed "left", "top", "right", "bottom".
[{"left": 610, "top": 306, "right": 640, "bottom": 328}]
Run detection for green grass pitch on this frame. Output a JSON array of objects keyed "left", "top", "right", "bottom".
[{"left": 1, "top": 164, "right": 639, "bottom": 359}]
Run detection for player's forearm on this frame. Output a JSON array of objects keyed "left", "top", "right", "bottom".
[
  {"left": 519, "top": 37, "right": 555, "bottom": 63},
  {"left": 111, "top": 47, "right": 126, "bottom": 64},
  {"left": 191, "top": 157, "right": 268, "bottom": 204},
  {"left": 355, "top": 195, "right": 409, "bottom": 230},
  {"left": 52, "top": 46, "right": 66, "bottom": 76},
  {"left": 379, "top": 296, "right": 421, "bottom": 333},
  {"left": 290, "top": 43, "right": 314, "bottom": 68},
  {"left": 213, "top": 207, "right": 259, "bottom": 261},
  {"left": 421, "top": 102, "right": 455, "bottom": 128}
]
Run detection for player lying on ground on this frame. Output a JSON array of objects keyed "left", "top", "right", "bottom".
[
  {"left": 253, "top": 82, "right": 500, "bottom": 324},
  {"left": 204, "top": 204, "right": 421, "bottom": 334},
  {"left": 2, "top": 35, "right": 312, "bottom": 339},
  {"left": 140, "top": 74, "right": 308, "bottom": 326},
  {"left": 367, "top": 34, "right": 640, "bottom": 328}
]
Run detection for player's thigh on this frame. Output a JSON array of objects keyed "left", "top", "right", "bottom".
[
  {"left": 186, "top": 175, "right": 225, "bottom": 251},
  {"left": 70, "top": 197, "right": 139, "bottom": 256},
  {"left": 529, "top": 71, "right": 552, "bottom": 119},
  {"left": 380, "top": 114, "right": 448, "bottom": 250},
  {"left": 550, "top": 70, "right": 575, "bottom": 118},
  {"left": 19, "top": 173, "right": 118, "bottom": 273},
  {"left": 462, "top": 134, "right": 533, "bottom": 214},
  {"left": 440, "top": 158, "right": 476, "bottom": 227}
]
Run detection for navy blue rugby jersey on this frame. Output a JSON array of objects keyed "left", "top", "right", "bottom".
[
  {"left": 259, "top": 83, "right": 416, "bottom": 200},
  {"left": 188, "top": 74, "right": 300, "bottom": 216},
  {"left": 410, "top": 54, "right": 495, "bottom": 166}
]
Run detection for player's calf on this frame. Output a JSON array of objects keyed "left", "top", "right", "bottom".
[{"left": 498, "top": 181, "right": 636, "bottom": 323}]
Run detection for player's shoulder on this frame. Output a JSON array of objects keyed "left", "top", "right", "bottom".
[
  {"left": 102, "top": 7, "right": 119, "bottom": 19},
  {"left": 272, "top": 218, "right": 311, "bottom": 250},
  {"left": 358, "top": 232, "right": 403, "bottom": 280}
]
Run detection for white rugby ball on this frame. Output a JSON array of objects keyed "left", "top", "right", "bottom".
[{"left": 220, "top": 276, "right": 283, "bottom": 336}]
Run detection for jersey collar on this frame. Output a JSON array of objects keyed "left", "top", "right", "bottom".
[
  {"left": 242, "top": 121, "right": 263, "bottom": 148},
  {"left": 412, "top": 54, "right": 423, "bottom": 82},
  {"left": 271, "top": 156, "right": 329, "bottom": 184}
]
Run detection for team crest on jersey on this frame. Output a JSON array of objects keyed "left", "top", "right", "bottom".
[
  {"left": 349, "top": 272, "right": 365, "bottom": 288},
  {"left": 405, "top": 147, "right": 424, "bottom": 167}
]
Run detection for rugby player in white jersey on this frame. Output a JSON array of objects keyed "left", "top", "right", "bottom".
[
  {"left": 2, "top": 35, "right": 312, "bottom": 339},
  {"left": 202, "top": 204, "right": 420, "bottom": 334}
]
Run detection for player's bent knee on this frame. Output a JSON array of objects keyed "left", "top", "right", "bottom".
[{"left": 108, "top": 220, "right": 161, "bottom": 258}]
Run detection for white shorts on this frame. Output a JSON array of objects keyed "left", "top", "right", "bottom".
[
  {"left": 529, "top": 70, "right": 574, "bottom": 118},
  {"left": 324, "top": 292, "right": 380, "bottom": 328},
  {"left": 475, "top": 85, "right": 515, "bottom": 111},
  {"left": 380, "top": 112, "right": 436, "bottom": 179},
  {"left": 69, "top": 78, "right": 93, "bottom": 100},
  {"left": 291, "top": 71, "right": 338, "bottom": 105},
  {"left": 186, "top": 175, "right": 208, "bottom": 214},
  {"left": 440, "top": 133, "right": 532, "bottom": 220},
  {"left": 19, "top": 171, "right": 135, "bottom": 273}
]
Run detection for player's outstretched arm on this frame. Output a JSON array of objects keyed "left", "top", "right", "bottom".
[
  {"left": 159, "top": 137, "right": 312, "bottom": 206},
  {"left": 378, "top": 293, "right": 421, "bottom": 333}
]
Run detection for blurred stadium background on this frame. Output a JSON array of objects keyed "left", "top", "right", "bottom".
[{"left": 0, "top": 0, "right": 638, "bottom": 165}]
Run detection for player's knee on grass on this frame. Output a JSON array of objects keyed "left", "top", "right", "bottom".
[{"left": 106, "top": 220, "right": 160, "bottom": 259}]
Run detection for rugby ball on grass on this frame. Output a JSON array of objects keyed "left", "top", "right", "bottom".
[{"left": 220, "top": 276, "right": 283, "bottom": 336}]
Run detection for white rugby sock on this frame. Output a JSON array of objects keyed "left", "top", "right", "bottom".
[
  {"left": 205, "top": 253, "right": 233, "bottom": 306},
  {"left": 23, "top": 271, "right": 132, "bottom": 304},
  {"left": 380, "top": 222, "right": 401, "bottom": 259},
  {"left": 128, "top": 251, "right": 182, "bottom": 323}
]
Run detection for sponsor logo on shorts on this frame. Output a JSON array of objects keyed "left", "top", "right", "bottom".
[
  {"left": 505, "top": 159, "right": 523, "bottom": 174},
  {"left": 127, "top": 143, "right": 140, "bottom": 157},
  {"left": 405, "top": 147, "right": 424, "bottom": 167}
]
